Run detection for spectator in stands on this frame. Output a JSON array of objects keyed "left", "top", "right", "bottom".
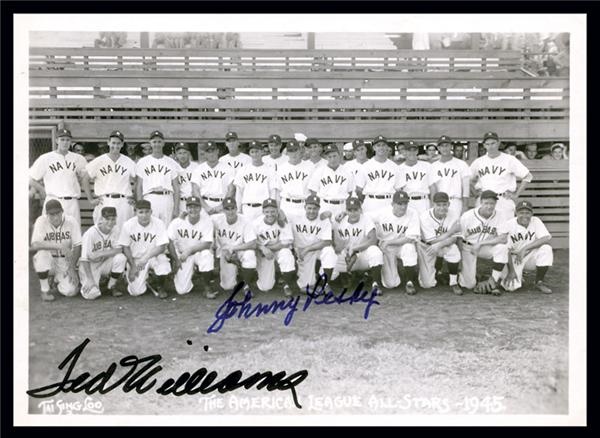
[
  {"left": 71, "top": 143, "right": 85, "bottom": 155},
  {"left": 478, "top": 143, "right": 486, "bottom": 157},
  {"left": 141, "top": 142, "right": 152, "bottom": 157},
  {"left": 424, "top": 143, "right": 441, "bottom": 162},
  {"left": 524, "top": 143, "right": 540, "bottom": 160},
  {"left": 393, "top": 142, "right": 406, "bottom": 165},
  {"left": 543, "top": 143, "right": 568, "bottom": 160},
  {"left": 453, "top": 143, "right": 465, "bottom": 160},
  {"left": 503, "top": 144, "right": 517, "bottom": 156}
]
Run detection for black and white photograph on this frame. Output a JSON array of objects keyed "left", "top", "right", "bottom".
[{"left": 12, "top": 13, "right": 586, "bottom": 426}]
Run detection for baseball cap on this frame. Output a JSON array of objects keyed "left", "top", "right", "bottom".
[
  {"left": 248, "top": 140, "right": 262, "bottom": 151},
  {"left": 483, "top": 132, "right": 499, "bottom": 141},
  {"left": 186, "top": 196, "right": 202, "bottom": 207},
  {"left": 149, "top": 130, "right": 164, "bottom": 140},
  {"left": 135, "top": 199, "right": 152, "bottom": 210},
  {"left": 323, "top": 144, "right": 340, "bottom": 155},
  {"left": 222, "top": 197, "right": 237, "bottom": 209},
  {"left": 268, "top": 134, "right": 282, "bottom": 144},
  {"left": 516, "top": 200, "right": 534, "bottom": 212},
  {"left": 405, "top": 141, "right": 419, "bottom": 151},
  {"left": 109, "top": 130, "right": 124, "bottom": 141},
  {"left": 437, "top": 135, "right": 453, "bottom": 146},
  {"left": 392, "top": 191, "right": 410, "bottom": 204},
  {"left": 262, "top": 198, "right": 278, "bottom": 209},
  {"left": 305, "top": 138, "right": 320, "bottom": 146},
  {"left": 175, "top": 142, "right": 190, "bottom": 152},
  {"left": 343, "top": 142, "right": 353, "bottom": 152},
  {"left": 305, "top": 194, "right": 320, "bottom": 207},
  {"left": 56, "top": 128, "right": 72, "bottom": 138},
  {"left": 45, "top": 199, "right": 63, "bottom": 213},
  {"left": 432, "top": 192, "right": 450, "bottom": 203},
  {"left": 198, "top": 141, "right": 218, "bottom": 152},
  {"left": 286, "top": 140, "right": 300, "bottom": 152},
  {"left": 101, "top": 206, "right": 117, "bottom": 218},
  {"left": 225, "top": 131, "right": 238, "bottom": 141},
  {"left": 372, "top": 135, "right": 388, "bottom": 146},
  {"left": 480, "top": 190, "right": 498, "bottom": 200},
  {"left": 346, "top": 197, "right": 361, "bottom": 210}
]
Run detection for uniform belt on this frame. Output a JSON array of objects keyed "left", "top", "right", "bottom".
[
  {"left": 367, "top": 194, "right": 392, "bottom": 199},
  {"left": 244, "top": 202, "right": 262, "bottom": 207},
  {"left": 180, "top": 197, "right": 187, "bottom": 201},
  {"left": 148, "top": 190, "right": 171, "bottom": 195},
  {"left": 322, "top": 199, "right": 345, "bottom": 205},
  {"left": 202, "top": 196, "right": 223, "bottom": 202},
  {"left": 410, "top": 195, "right": 427, "bottom": 200},
  {"left": 449, "top": 196, "right": 462, "bottom": 200},
  {"left": 104, "top": 194, "right": 127, "bottom": 199},
  {"left": 52, "top": 254, "right": 66, "bottom": 258},
  {"left": 284, "top": 197, "right": 305, "bottom": 204},
  {"left": 54, "top": 196, "right": 76, "bottom": 200}
]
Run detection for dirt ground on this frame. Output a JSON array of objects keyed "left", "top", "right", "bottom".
[{"left": 26, "top": 250, "right": 569, "bottom": 416}]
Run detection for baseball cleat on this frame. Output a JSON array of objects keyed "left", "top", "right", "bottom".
[
  {"left": 490, "top": 287, "right": 502, "bottom": 296},
  {"left": 534, "top": 281, "right": 553, "bottom": 294},
  {"left": 405, "top": 281, "right": 416, "bottom": 295},
  {"left": 283, "top": 285, "right": 293, "bottom": 297},
  {"left": 205, "top": 290, "right": 219, "bottom": 299},
  {"left": 371, "top": 281, "right": 383, "bottom": 296},
  {"left": 41, "top": 292, "right": 55, "bottom": 302},
  {"left": 157, "top": 288, "right": 168, "bottom": 299},
  {"left": 451, "top": 284, "right": 463, "bottom": 295},
  {"left": 110, "top": 288, "right": 123, "bottom": 297}
]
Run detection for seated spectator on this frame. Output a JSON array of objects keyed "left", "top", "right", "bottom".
[
  {"left": 478, "top": 143, "right": 486, "bottom": 157},
  {"left": 503, "top": 144, "right": 517, "bottom": 156},
  {"left": 141, "top": 142, "right": 152, "bottom": 157},
  {"left": 542, "top": 143, "right": 568, "bottom": 160},
  {"left": 84, "top": 152, "right": 96, "bottom": 163},
  {"left": 524, "top": 143, "right": 540, "bottom": 160},
  {"left": 71, "top": 143, "right": 85, "bottom": 155},
  {"left": 453, "top": 143, "right": 465, "bottom": 160}
]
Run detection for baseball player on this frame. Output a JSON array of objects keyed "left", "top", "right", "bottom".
[
  {"left": 276, "top": 140, "right": 313, "bottom": 217},
  {"left": 29, "top": 128, "right": 89, "bottom": 228},
  {"left": 167, "top": 196, "right": 216, "bottom": 298},
  {"left": 79, "top": 206, "right": 127, "bottom": 300},
  {"left": 355, "top": 135, "right": 399, "bottom": 219},
  {"left": 219, "top": 131, "right": 252, "bottom": 174},
  {"left": 332, "top": 197, "right": 384, "bottom": 293},
  {"left": 500, "top": 200, "right": 553, "bottom": 293},
  {"left": 458, "top": 190, "right": 510, "bottom": 295},
  {"left": 372, "top": 191, "right": 420, "bottom": 295},
  {"left": 253, "top": 199, "right": 298, "bottom": 296},
  {"left": 394, "top": 141, "right": 434, "bottom": 214},
  {"left": 288, "top": 195, "right": 337, "bottom": 291},
  {"left": 304, "top": 138, "right": 328, "bottom": 169},
  {"left": 470, "top": 132, "right": 533, "bottom": 221},
  {"left": 30, "top": 199, "right": 82, "bottom": 302},
  {"left": 308, "top": 144, "right": 355, "bottom": 221},
  {"left": 342, "top": 139, "right": 369, "bottom": 177},
  {"left": 135, "top": 130, "right": 182, "bottom": 225},
  {"left": 118, "top": 199, "right": 172, "bottom": 298},
  {"left": 429, "top": 135, "right": 472, "bottom": 218},
  {"left": 83, "top": 130, "right": 136, "bottom": 232},
  {"left": 174, "top": 142, "right": 199, "bottom": 212},
  {"left": 263, "top": 134, "right": 289, "bottom": 172},
  {"left": 233, "top": 140, "right": 279, "bottom": 221},
  {"left": 416, "top": 192, "right": 463, "bottom": 295},
  {"left": 191, "top": 141, "right": 235, "bottom": 214},
  {"left": 211, "top": 197, "right": 258, "bottom": 294}
]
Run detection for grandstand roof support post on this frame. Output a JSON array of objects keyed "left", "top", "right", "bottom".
[
  {"left": 467, "top": 141, "right": 479, "bottom": 164},
  {"left": 140, "top": 32, "right": 149, "bottom": 49},
  {"left": 308, "top": 32, "right": 315, "bottom": 50}
]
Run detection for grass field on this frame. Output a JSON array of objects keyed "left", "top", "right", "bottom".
[{"left": 27, "top": 250, "right": 569, "bottom": 416}]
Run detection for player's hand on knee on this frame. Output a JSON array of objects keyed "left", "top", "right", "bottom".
[
  {"left": 263, "top": 248, "right": 274, "bottom": 260},
  {"left": 320, "top": 211, "right": 332, "bottom": 221},
  {"left": 67, "top": 268, "right": 79, "bottom": 285},
  {"left": 334, "top": 212, "right": 347, "bottom": 223},
  {"left": 127, "top": 269, "right": 138, "bottom": 282},
  {"left": 505, "top": 270, "right": 518, "bottom": 288}
]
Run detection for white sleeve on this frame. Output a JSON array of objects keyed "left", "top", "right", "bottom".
[
  {"left": 118, "top": 222, "right": 131, "bottom": 247},
  {"left": 155, "top": 221, "right": 170, "bottom": 246},
  {"left": 202, "top": 219, "right": 214, "bottom": 243},
  {"left": 534, "top": 217, "right": 551, "bottom": 239},
  {"left": 167, "top": 219, "right": 178, "bottom": 241},
  {"left": 80, "top": 230, "right": 92, "bottom": 262},
  {"left": 407, "top": 212, "right": 421, "bottom": 238},
  {"left": 70, "top": 221, "right": 82, "bottom": 247},
  {"left": 29, "top": 155, "right": 46, "bottom": 181},
  {"left": 510, "top": 156, "right": 531, "bottom": 179}
]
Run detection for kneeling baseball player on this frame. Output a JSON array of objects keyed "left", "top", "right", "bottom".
[{"left": 79, "top": 206, "right": 127, "bottom": 300}]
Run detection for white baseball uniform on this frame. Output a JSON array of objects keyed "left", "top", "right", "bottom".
[
  {"left": 373, "top": 207, "right": 420, "bottom": 289},
  {"left": 355, "top": 158, "right": 399, "bottom": 219},
  {"left": 276, "top": 161, "right": 312, "bottom": 216},
  {"left": 167, "top": 216, "right": 214, "bottom": 294},
  {"left": 417, "top": 208, "right": 461, "bottom": 289},
  {"left": 177, "top": 161, "right": 199, "bottom": 211},
  {"left": 342, "top": 159, "right": 367, "bottom": 178},
  {"left": 499, "top": 217, "right": 553, "bottom": 291},
  {"left": 429, "top": 158, "right": 472, "bottom": 218},
  {"left": 31, "top": 214, "right": 82, "bottom": 296},
  {"left": 86, "top": 153, "right": 136, "bottom": 231},
  {"left": 333, "top": 215, "right": 383, "bottom": 276},
  {"left": 458, "top": 208, "right": 509, "bottom": 289},
  {"left": 263, "top": 154, "right": 289, "bottom": 172},
  {"left": 308, "top": 165, "right": 355, "bottom": 219},
  {"left": 219, "top": 152, "right": 252, "bottom": 176},
  {"left": 118, "top": 216, "right": 171, "bottom": 296},
  {"left": 470, "top": 152, "right": 531, "bottom": 221},
  {"left": 233, "top": 163, "right": 278, "bottom": 220},
  {"left": 191, "top": 161, "right": 235, "bottom": 210},
  {"left": 253, "top": 215, "right": 296, "bottom": 292},
  {"left": 30, "top": 150, "right": 88, "bottom": 227},
  {"left": 289, "top": 213, "right": 337, "bottom": 289},
  {"left": 211, "top": 213, "right": 257, "bottom": 290},
  {"left": 79, "top": 225, "right": 127, "bottom": 300},
  {"left": 136, "top": 155, "right": 182, "bottom": 225},
  {"left": 394, "top": 160, "right": 433, "bottom": 214}
]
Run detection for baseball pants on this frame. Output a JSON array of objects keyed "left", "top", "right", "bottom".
[
  {"left": 79, "top": 254, "right": 127, "bottom": 300},
  {"left": 256, "top": 248, "right": 296, "bottom": 291},
  {"left": 417, "top": 243, "right": 460, "bottom": 289},
  {"left": 332, "top": 245, "right": 384, "bottom": 278},
  {"left": 125, "top": 254, "right": 172, "bottom": 296},
  {"left": 143, "top": 193, "right": 174, "bottom": 225},
  {"left": 33, "top": 251, "right": 79, "bottom": 296},
  {"left": 242, "top": 204, "right": 263, "bottom": 221},
  {"left": 93, "top": 196, "right": 134, "bottom": 231},
  {"left": 458, "top": 243, "right": 509, "bottom": 289},
  {"left": 362, "top": 197, "right": 393, "bottom": 221},
  {"left": 320, "top": 202, "right": 346, "bottom": 222},
  {"left": 295, "top": 246, "right": 337, "bottom": 290},
  {"left": 280, "top": 198, "right": 306, "bottom": 218},
  {"left": 476, "top": 196, "right": 516, "bottom": 222},
  {"left": 173, "top": 250, "right": 215, "bottom": 294},
  {"left": 500, "top": 244, "right": 553, "bottom": 291},
  {"left": 44, "top": 196, "right": 81, "bottom": 228},
  {"left": 381, "top": 242, "right": 418, "bottom": 289},
  {"left": 219, "top": 250, "right": 257, "bottom": 290},
  {"left": 407, "top": 197, "right": 431, "bottom": 215}
]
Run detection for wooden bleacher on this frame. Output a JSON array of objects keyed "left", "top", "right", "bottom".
[{"left": 28, "top": 47, "right": 570, "bottom": 247}]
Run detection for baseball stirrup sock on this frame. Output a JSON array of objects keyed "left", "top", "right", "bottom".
[
  {"left": 536, "top": 266, "right": 549, "bottom": 283},
  {"left": 435, "top": 257, "right": 444, "bottom": 271},
  {"left": 155, "top": 275, "right": 167, "bottom": 289},
  {"left": 447, "top": 262, "right": 459, "bottom": 275},
  {"left": 240, "top": 268, "right": 257, "bottom": 290},
  {"left": 404, "top": 265, "right": 418, "bottom": 284},
  {"left": 281, "top": 271, "right": 297, "bottom": 288},
  {"left": 370, "top": 265, "right": 383, "bottom": 285}
]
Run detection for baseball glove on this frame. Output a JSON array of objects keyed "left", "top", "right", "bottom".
[{"left": 473, "top": 277, "right": 497, "bottom": 294}]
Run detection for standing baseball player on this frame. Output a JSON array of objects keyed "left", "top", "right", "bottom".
[
  {"left": 174, "top": 142, "right": 199, "bottom": 212},
  {"left": 470, "top": 132, "right": 533, "bottom": 221},
  {"left": 500, "top": 200, "right": 553, "bottom": 293},
  {"left": 30, "top": 199, "right": 82, "bottom": 302},
  {"left": 29, "top": 128, "right": 89, "bottom": 228},
  {"left": 373, "top": 191, "right": 420, "bottom": 295},
  {"left": 303, "top": 138, "right": 328, "bottom": 169},
  {"left": 263, "top": 134, "right": 289, "bottom": 172},
  {"left": 211, "top": 197, "right": 258, "bottom": 294},
  {"left": 276, "top": 139, "right": 312, "bottom": 217},
  {"left": 118, "top": 199, "right": 172, "bottom": 298},
  {"left": 332, "top": 197, "right": 384, "bottom": 292},
  {"left": 84, "top": 130, "right": 136, "bottom": 232},
  {"left": 191, "top": 141, "right": 235, "bottom": 214},
  {"left": 355, "top": 135, "right": 399, "bottom": 219},
  {"left": 167, "top": 196, "right": 216, "bottom": 298},
  {"left": 458, "top": 190, "right": 509, "bottom": 295},
  {"left": 79, "top": 206, "right": 127, "bottom": 300},
  {"left": 288, "top": 194, "right": 337, "bottom": 291},
  {"left": 135, "top": 130, "right": 182, "bottom": 225},
  {"left": 219, "top": 131, "right": 252, "bottom": 174},
  {"left": 233, "top": 140, "right": 279, "bottom": 221},
  {"left": 253, "top": 199, "right": 298, "bottom": 296},
  {"left": 394, "top": 141, "right": 435, "bottom": 214},
  {"left": 308, "top": 143, "right": 355, "bottom": 221},
  {"left": 416, "top": 192, "right": 463, "bottom": 295},
  {"left": 429, "top": 135, "right": 471, "bottom": 219},
  {"left": 342, "top": 139, "right": 369, "bottom": 177}
]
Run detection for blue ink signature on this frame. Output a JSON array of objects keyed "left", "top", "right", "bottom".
[{"left": 207, "top": 274, "right": 380, "bottom": 334}]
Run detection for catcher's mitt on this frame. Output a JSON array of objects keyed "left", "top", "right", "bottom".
[{"left": 473, "top": 277, "right": 497, "bottom": 294}]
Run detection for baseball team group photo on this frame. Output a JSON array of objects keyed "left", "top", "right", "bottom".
[{"left": 18, "top": 21, "right": 577, "bottom": 420}]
